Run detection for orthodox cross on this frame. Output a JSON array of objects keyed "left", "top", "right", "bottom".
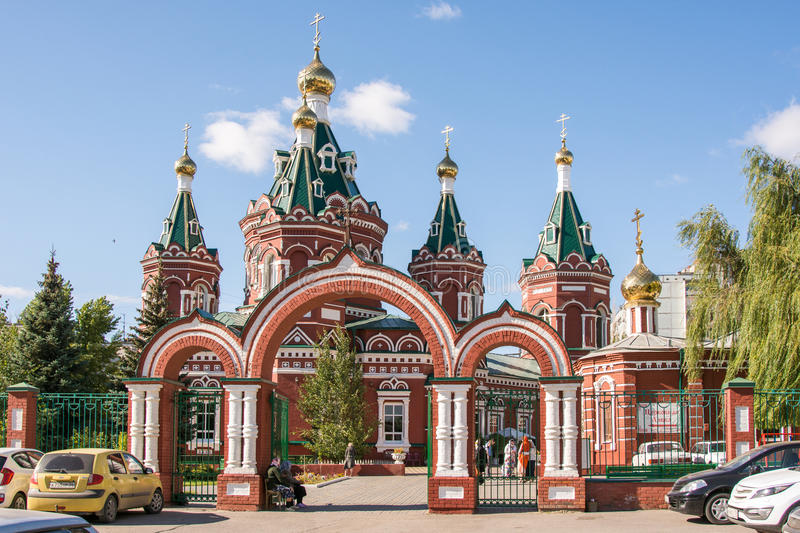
[
  {"left": 441, "top": 125, "right": 454, "bottom": 151},
  {"left": 310, "top": 13, "right": 325, "bottom": 47},
  {"left": 556, "top": 113, "right": 571, "bottom": 141},
  {"left": 632, "top": 208, "right": 644, "bottom": 252},
  {"left": 335, "top": 202, "right": 354, "bottom": 248},
  {"left": 182, "top": 122, "right": 191, "bottom": 151}
]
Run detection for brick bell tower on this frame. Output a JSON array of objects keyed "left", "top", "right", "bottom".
[
  {"left": 237, "top": 36, "right": 388, "bottom": 336},
  {"left": 519, "top": 122, "right": 612, "bottom": 358},
  {"left": 409, "top": 128, "right": 485, "bottom": 324},
  {"left": 141, "top": 125, "right": 222, "bottom": 316}
]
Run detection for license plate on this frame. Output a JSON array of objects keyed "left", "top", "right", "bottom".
[
  {"left": 49, "top": 481, "right": 75, "bottom": 489},
  {"left": 727, "top": 507, "right": 739, "bottom": 520}
]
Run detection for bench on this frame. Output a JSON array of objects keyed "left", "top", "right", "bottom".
[{"left": 266, "top": 489, "right": 286, "bottom": 511}]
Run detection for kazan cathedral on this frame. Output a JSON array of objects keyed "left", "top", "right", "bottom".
[{"left": 138, "top": 31, "right": 721, "bottom": 469}]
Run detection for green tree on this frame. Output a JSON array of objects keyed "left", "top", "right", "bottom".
[
  {"left": 75, "top": 297, "right": 123, "bottom": 392},
  {"left": 298, "top": 326, "right": 376, "bottom": 461},
  {"left": 9, "top": 252, "right": 86, "bottom": 392},
  {"left": 119, "top": 261, "right": 172, "bottom": 382},
  {"left": 679, "top": 147, "right": 800, "bottom": 391},
  {"left": 0, "top": 297, "right": 19, "bottom": 389}
]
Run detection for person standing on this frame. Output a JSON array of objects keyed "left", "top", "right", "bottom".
[
  {"left": 343, "top": 442, "right": 356, "bottom": 477},
  {"left": 503, "top": 438, "right": 517, "bottom": 477},
  {"left": 484, "top": 439, "right": 495, "bottom": 472},
  {"left": 517, "top": 435, "right": 531, "bottom": 477},
  {"left": 475, "top": 439, "right": 488, "bottom": 485}
]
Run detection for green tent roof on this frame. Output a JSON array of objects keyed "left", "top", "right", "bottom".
[
  {"left": 534, "top": 190, "right": 596, "bottom": 263},
  {"left": 155, "top": 190, "right": 212, "bottom": 254}
]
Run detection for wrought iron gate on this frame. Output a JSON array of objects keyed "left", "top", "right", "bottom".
[
  {"left": 475, "top": 388, "right": 539, "bottom": 507},
  {"left": 173, "top": 388, "right": 224, "bottom": 503}
]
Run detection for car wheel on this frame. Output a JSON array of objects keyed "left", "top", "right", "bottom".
[
  {"left": 98, "top": 494, "right": 118, "bottom": 523},
  {"left": 781, "top": 503, "right": 800, "bottom": 528},
  {"left": 704, "top": 492, "right": 730, "bottom": 525},
  {"left": 144, "top": 488, "right": 164, "bottom": 514},
  {"left": 10, "top": 492, "right": 26, "bottom": 509}
]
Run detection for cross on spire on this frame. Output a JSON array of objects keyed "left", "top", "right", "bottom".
[
  {"left": 441, "top": 125, "right": 454, "bottom": 151},
  {"left": 632, "top": 208, "right": 644, "bottom": 254},
  {"left": 556, "top": 113, "right": 571, "bottom": 144},
  {"left": 310, "top": 13, "right": 325, "bottom": 48},
  {"left": 182, "top": 122, "right": 191, "bottom": 152}
]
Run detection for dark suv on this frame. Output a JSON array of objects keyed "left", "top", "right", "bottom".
[{"left": 667, "top": 441, "right": 800, "bottom": 525}]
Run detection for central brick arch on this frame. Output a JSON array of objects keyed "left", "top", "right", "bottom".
[
  {"left": 454, "top": 301, "right": 572, "bottom": 378},
  {"left": 242, "top": 249, "right": 457, "bottom": 379}
]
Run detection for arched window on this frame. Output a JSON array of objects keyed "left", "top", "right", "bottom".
[
  {"left": 470, "top": 287, "right": 481, "bottom": 320},
  {"left": 596, "top": 310, "right": 608, "bottom": 348},
  {"left": 197, "top": 285, "right": 208, "bottom": 311},
  {"left": 261, "top": 254, "right": 276, "bottom": 297}
]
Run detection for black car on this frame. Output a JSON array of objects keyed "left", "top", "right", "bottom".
[{"left": 668, "top": 441, "right": 800, "bottom": 525}]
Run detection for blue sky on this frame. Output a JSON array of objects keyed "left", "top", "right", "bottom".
[{"left": 2, "top": 1, "right": 800, "bottom": 327}]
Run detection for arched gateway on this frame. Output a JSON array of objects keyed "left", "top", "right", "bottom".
[{"left": 129, "top": 250, "right": 581, "bottom": 512}]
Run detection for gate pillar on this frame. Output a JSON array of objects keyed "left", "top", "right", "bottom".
[
  {"left": 537, "top": 377, "right": 586, "bottom": 511},
  {"left": 427, "top": 379, "right": 477, "bottom": 514},
  {"left": 217, "top": 378, "right": 272, "bottom": 511}
]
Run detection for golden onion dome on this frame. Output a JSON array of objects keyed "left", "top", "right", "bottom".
[
  {"left": 436, "top": 150, "right": 459, "bottom": 179},
  {"left": 555, "top": 140, "right": 574, "bottom": 166},
  {"left": 174, "top": 150, "right": 197, "bottom": 177},
  {"left": 621, "top": 256, "right": 662, "bottom": 302},
  {"left": 292, "top": 99, "right": 318, "bottom": 130},
  {"left": 297, "top": 47, "right": 336, "bottom": 97}
]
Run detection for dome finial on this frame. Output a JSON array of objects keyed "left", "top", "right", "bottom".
[
  {"left": 175, "top": 122, "right": 197, "bottom": 177},
  {"left": 297, "top": 13, "right": 336, "bottom": 96},
  {"left": 554, "top": 113, "right": 574, "bottom": 166},
  {"left": 621, "top": 208, "right": 662, "bottom": 302},
  {"left": 310, "top": 12, "right": 325, "bottom": 49},
  {"left": 436, "top": 125, "right": 458, "bottom": 181}
]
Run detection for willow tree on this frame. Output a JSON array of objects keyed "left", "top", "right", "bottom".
[{"left": 679, "top": 147, "right": 800, "bottom": 392}]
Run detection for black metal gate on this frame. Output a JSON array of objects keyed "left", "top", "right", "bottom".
[
  {"left": 475, "top": 388, "right": 539, "bottom": 507},
  {"left": 173, "top": 388, "right": 225, "bottom": 503}
]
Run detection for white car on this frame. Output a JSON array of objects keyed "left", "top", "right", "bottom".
[
  {"left": 632, "top": 441, "right": 691, "bottom": 466},
  {"left": 690, "top": 441, "right": 726, "bottom": 465},
  {"left": 0, "top": 508, "right": 97, "bottom": 533},
  {"left": 727, "top": 466, "right": 800, "bottom": 532},
  {"left": 0, "top": 448, "right": 42, "bottom": 509}
]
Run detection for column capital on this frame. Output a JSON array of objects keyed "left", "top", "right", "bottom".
[
  {"left": 223, "top": 383, "right": 261, "bottom": 394},
  {"left": 126, "top": 383, "right": 164, "bottom": 393}
]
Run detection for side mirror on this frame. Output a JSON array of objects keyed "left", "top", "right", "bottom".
[{"left": 144, "top": 467, "right": 154, "bottom": 474}]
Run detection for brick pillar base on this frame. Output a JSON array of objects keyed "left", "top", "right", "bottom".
[
  {"left": 537, "top": 477, "right": 586, "bottom": 511},
  {"left": 427, "top": 476, "right": 476, "bottom": 514},
  {"left": 6, "top": 383, "right": 39, "bottom": 449},
  {"left": 216, "top": 474, "right": 264, "bottom": 511}
]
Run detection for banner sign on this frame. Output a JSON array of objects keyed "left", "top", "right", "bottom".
[{"left": 637, "top": 402, "right": 679, "bottom": 433}]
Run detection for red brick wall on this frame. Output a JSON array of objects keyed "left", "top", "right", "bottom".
[
  {"left": 537, "top": 477, "right": 586, "bottom": 510},
  {"left": 586, "top": 480, "right": 673, "bottom": 510},
  {"left": 6, "top": 387, "right": 38, "bottom": 448},
  {"left": 427, "top": 476, "right": 477, "bottom": 514},
  {"left": 217, "top": 474, "right": 264, "bottom": 511}
]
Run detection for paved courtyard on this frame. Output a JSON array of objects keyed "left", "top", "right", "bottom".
[{"left": 93, "top": 473, "right": 725, "bottom": 533}]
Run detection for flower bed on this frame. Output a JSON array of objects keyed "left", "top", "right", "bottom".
[{"left": 296, "top": 472, "right": 344, "bottom": 485}]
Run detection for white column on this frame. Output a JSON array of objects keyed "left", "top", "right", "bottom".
[
  {"left": 224, "top": 387, "right": 244, "bottom": 472},
  {"left": 143, "top": 385, "right": 162, "bottom": 472},
  {"left": 435, "top": 389, "right": 451, "bottom": 475},
  {"left": 451, "top": 387, "right": 469, "bottom": 476},
  {"left": 306, "top": 93, "right": 330, "bottom": 124},
  {"left": 126, "top": 386, "right": 146, "bottom": 461},
  {"left": 561, "top": 387, "right": 579, "bottom": 476},
  {"left": 543, "top": 386, "right": 561, "bottom": 476},
  {"left": 240, "top": 386, "right": 260, "bottom": 473},
  {"left": 556, "top": 163, "right": 572, "bottom": 192}
]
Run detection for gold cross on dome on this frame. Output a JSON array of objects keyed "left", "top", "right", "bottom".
[
  {"left": 182, "top": 122, "right": 191, "bottom": 151},
  {"left": 632, "top": 208, "right": 644, "bottom": 251},
  {"left": 310, "top": 13, "right": 325, "bottom": 47},
  {"left": 556, "top": 113, "right": 571, "bottom": 141},
  {"left": 441, "top": 125, "right": 454, "bottom": 150}
]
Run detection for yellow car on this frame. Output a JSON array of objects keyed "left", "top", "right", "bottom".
[{"left": 27, "top": 448, "right": 163, "bottom": 523}]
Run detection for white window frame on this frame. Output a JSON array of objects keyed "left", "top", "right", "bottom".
[
  {"left": 430, "top": 221, "right": 440, "bottom": 237},
  {"left": 280, "top": 179, "right": 291, "bottom": 197},
  {"left": 189, "top": 219, "right": 199, "bottom": 236},
  {"left": 457, "top": 221, "right": 466, "bottom": 237},
  {"left": 312, "top": 178, "right": 324, "bottom": 198},
  {"left": 376, "top": 390, "right": 411, "bottom": 452},
  {"left": 545, "top": 223, "right": 557, "bottom": 244},
  {"left": 317, "top": 143, "right": 337, "bottom": 173},
  {"left": 162, "top": 218, "right": 171, "bottom": 236},
  {"left": 581, "top": 223, "right": 592, "bottom": 245}
]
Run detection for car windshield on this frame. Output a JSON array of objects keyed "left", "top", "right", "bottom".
[
  {"left": 720, "top": 447, "right": 761, "bottom": 469},
  {"left": 710, "top": 442, "right": 725, "bottom": 453},
  {"left": 38, "top": 453, "right": 94, "bottom": 473},
  {"left": 649, "top": 443, "right": 682, "bottom": 453}
]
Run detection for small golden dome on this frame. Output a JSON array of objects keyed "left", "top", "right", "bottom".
[
  {"left": 436, "top": 150, "right": 459, "bottom": 178},
  {"left": 297, "top": 47, "right": 336, "bottom": 97},
  {"left": 555, "top": 140, "right": 574, "bottom": 166},
  {"left": 292, "top": 100, "right": 318, "bottom": 130},
  {"left": 621, "top": 256, "right": 662, "bottom": 302},
  {"left": 175, "top": 150, "right": 197, "bottom": 177}
]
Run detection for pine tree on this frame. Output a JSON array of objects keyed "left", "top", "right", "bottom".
[
  {"left": 9, "top": 251, "right": 85, "bottom": 392},
  {"left": 298, "top": 326, "right": 377, "bottom": 461},
  {"left": 75, "top": 297, "right": 122, "bottom": 392},
  {"left": 119, "top": 261, "right": 172, "bottom": 382},
  {"left": 679, "top": 147, "right": 800, "bottom": 396}
]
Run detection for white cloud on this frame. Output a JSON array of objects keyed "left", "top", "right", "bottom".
[
  {"left": 0, "top": 285, "right": 33, "bottom": 300},
  {"left": 655, "top": 174, "right": 689, "bottom": 187},
  {"left": 330, "top": 81, "right": 415, "bottom": 136},
  {"left": 394, "top": 221, "right": 410, "bottom": 231},
  {"left": 106, "top": 294, "right": 140, "bottom": 306},
  {"left": 421, "top": 1, "right": 462, "bottom": 20},
  {"left": 199, "top": 109, "right": 293, "bottom": 173},
  {"left": 281, "top": 96, "right": 301, "bottom": 111},
  {"left": 741, "top": 101, "right": 800, "bottom": 161}
]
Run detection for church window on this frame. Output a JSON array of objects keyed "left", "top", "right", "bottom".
[
  {"left": 383, "top": 403, "right": 404, "bottom": 442},
  {"left": 517, "top": 415, "right": 530, "bottom": 434},
  {"left": 581, "top": 223, "right": 592, "bottom": 245},
  {"left": 430, "top": 221, "right": 440, "bottom": 237},
  {"left": 162, "top": 219, "right": 171, "bottom": 236},
  {"left": 545, "top": 224, "right": 557, "bottom": 244},
  {"left": 312, "top": 178, "right": 324, "bottom": 198},
  {"left": 261, "top": 255, "right": 276, "bottom": 297},
  {"left": 317, "top": 143, "right": 337, "bottom": 172},
  {"left": 280, "top": 179, "right": 291, "bottom": 197},
  {"left": 189, "top": 219, "right": 199, "bottom": 236},
  {"left": 596, "top": 311, "right": 608, "bottom": 348},
  {"left": 489, "top": 414, "right": 500, "bottom": 434},
  {"left": 197, "top": 285, "right": 208, "bottom": 311},
  {"left": 469, "top": 287, "right": 481, "bottom": 319},
  {"left": 457, "top": 221, "right": 466, "bottom": 238}
]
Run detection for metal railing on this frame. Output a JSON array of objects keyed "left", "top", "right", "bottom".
[
  {"left": 754, "top": 390, "right": 800, "bottom": 436},
  {"left": 581, "top": 389, "right": 725, "bottom": 479},
  {"left": 36, "top": 393, "right": 128, "bottom": 453}
]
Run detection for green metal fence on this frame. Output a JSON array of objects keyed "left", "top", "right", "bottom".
[
  {"left": 754, "top": 390, "right": 800, "bottom": 438},
  {"left": 271, "top": 391, "right": 289, "bottom": 461},
  {"left": 581, "top": 389, "right": 724, "bottom": 479},
  {"left": 36, "top": 393, "right": 128, "bottom": 453},
  {"left": 0, "top": 394, "right": 7, "bottom": 446},
  {"left": 173, "top": 388, "right": 225, "bottom": 503}
]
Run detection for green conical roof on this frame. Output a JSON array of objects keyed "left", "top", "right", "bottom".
[
  {"left": 422, "top": 193, "right": 473, "bottom": 256},
  {"left": 535, "top": 190, "right": 597, "bottom": 263},
  {"left": 157, "top": 191, "right": 209, "bottom": 253}
]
